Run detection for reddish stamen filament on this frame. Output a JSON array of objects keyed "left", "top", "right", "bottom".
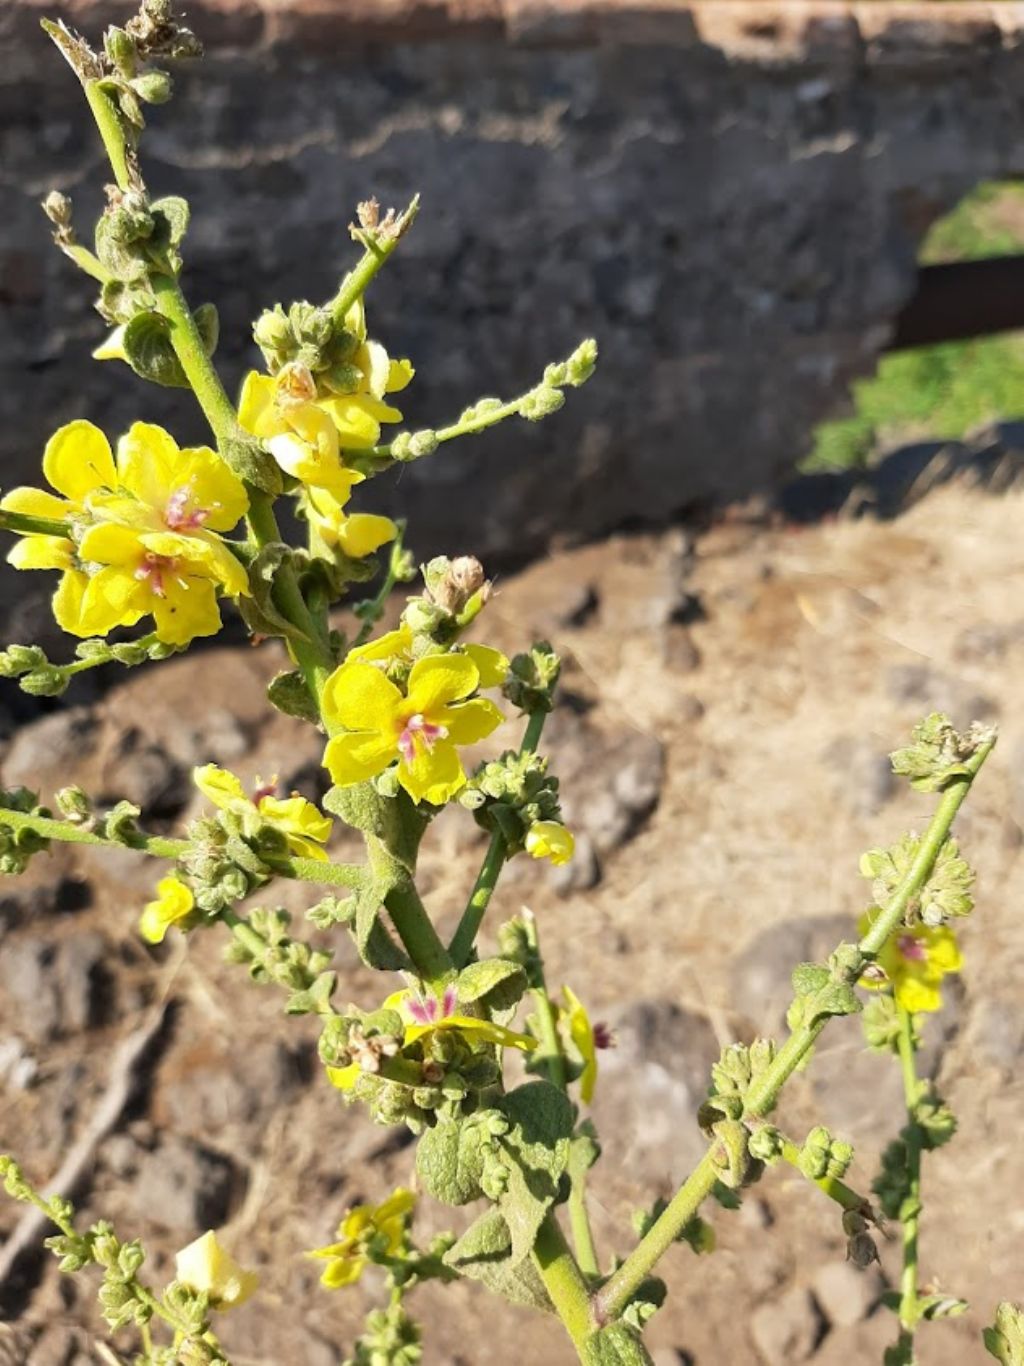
[
  {"left": 134, "top": 551, "right": 178, "bottom": 598},
  {"left": 164, "top": 483, "right": 212, "bottom": 531},
  {"left": 897, "top": 934, "right": 927, "bottom": 962},
  {"left": 397, "top": 713, "right": 448, "bottom": 765}
]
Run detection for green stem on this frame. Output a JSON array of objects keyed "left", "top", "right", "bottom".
[
  {"left": 777, "top": 1137, "right": 872, "bottom": 1215},
  {"left": 569, "top": 1180, "right": 601, "bottom": 1280},
  {"left": 0, "top": 805, "right": 364, "bottom": 890},
  {"left": 532, "top": 1213, "right": 594, "bottom": 1354},
  {"left": 530, "top": 984, "right": 567, "bottom": 1092},
  {"left": 84, "top": 79, "right": 132, "bottom": 191},
  {"left": 596, "top": 736, "right": 995, "bottom": 1324},
  {"left": 150, "top": 273, "right": 238, "bottom": 447},
  {"left": 448, "top": 707, "right": 549, "bottom": 966},
  {"left": 383, "top": 879, "right": 454, "bottom": 989},
  {"left": 896, "top": 1004, "right": 923, "bottom": 1345},
  {"left": 62, "top": 242, "right": 112, "bottom": 285},
  {"left": 328, "top": 197, "right": 419, "bottom": 325},
  {"left": 0, "top": 509, "right": 71, "bottom": 539}
]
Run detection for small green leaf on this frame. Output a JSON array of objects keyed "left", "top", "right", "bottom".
[
  {"left": 193, "top": 301, "right": 219, "bottom": 357},
  {"left": 120, "top": 313, "right": 190, "bottom": 387},
  {"left": 792, "top": 963, "right": 830, "bottom": 997},
  {"left": 267, "top": 670, "right": 319, "bottom": 724},
  {"left": 443, "top": 1209, "right": 553, "bottom": 1313},
  {"left": 416, "top": 1120, "right": 485, "bottom": 1207},
  {"left": 918, "top": 1294, "right": 969, "bottom": 1321},
  {"left": 456, "top": 958, "right": 527, "bottom": 1012},
  {"left": 581, "top": 1323, "right": 656, "bottom": 1366},
  {"left": 237, "top": 543, "right": 312, "bottom": 642}
]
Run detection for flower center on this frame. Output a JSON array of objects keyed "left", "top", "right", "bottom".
[
  {"left": 134, "top": 551, "right": 178, "bottom": 598},
  {"left": 164, "top": 482, "right": 211, "bottom": 531},
  {"left": 396, "top": 713, "right": 448, "bottom": 765},
  {"left": 274, "top": 361, "right": 318, "bottom": 409},
  {"left": 897, "top": 933, "right": 928, "bottom": 962}
]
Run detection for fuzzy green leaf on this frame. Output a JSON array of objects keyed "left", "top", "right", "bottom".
[
  {"left": 120, "top": 312, "right": 190, "bottom": 388},
  {"left": 443, "top": 1209, "right": 553, "bottom": 1313},
  {"left": 581, "top": 1324, "right": 656, "bottom": 1366},
  {"left": 456, "top": 958, "right": 528, "bottom": 1012},
  {"left": 416, "top": 1120, "right": 486, "bottom": 1207}
]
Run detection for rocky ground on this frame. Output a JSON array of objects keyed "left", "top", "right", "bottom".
[{"left": 2, "top": 445, "right": 1024, "bottom": 1365}]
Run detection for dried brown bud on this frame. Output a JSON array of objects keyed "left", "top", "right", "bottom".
[{"left": 273, "top": 361, "right": 317, "bottom": 409}]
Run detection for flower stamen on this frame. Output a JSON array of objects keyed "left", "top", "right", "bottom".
[{"left": 396, "top": 713, "right": 448, "bottom": 765}]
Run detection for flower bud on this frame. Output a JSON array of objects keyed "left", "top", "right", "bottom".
[
  {"left": 104, "top": 26, "right": 137, "bottom": 77},
  {"left": 42, "top": 190, "right": 73, "bottom": 233},
  {"left": 131, "top": 69, "right": 173, "bottom": 104},
  {"left": 20, "top": 666, "right": 68, "bottom": 697},
  {"left": 56, "top": 786, "right": 93, "bottom": 824},
  {"left": 519, "top": 386, "right": 565, "bottom": 421}
]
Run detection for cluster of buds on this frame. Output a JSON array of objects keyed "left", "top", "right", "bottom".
[
  {"left": 460, "top": 749, "right": 564, "bottom": 850},
  {"left": 700, "top": 1039, "right": 777, "bottom": 1128},
  {"left": 253, "top": 302, "right": 361, "bottom": 392},
  {"left": 0, "top": 788, "right": 51, "bottom": 874},
  {"left": 861, "top": 833, "right": 974, "bottom": 930},
  {"left": 178, "top": 816, "right": 274, "bottom": 913},
  {"left": 349, "top": 1301, "right": 423, "bottom": 1366},
  {"left": 223, "top": 907, "right": 336, "bottom": 1012},
  {"left": 0, "top": 635, "right": 180, "bottom": 699},
  {"left": 402, "top": 556, "right": 490, "bottom": 644},
  {"left": 502, "top": 642, "right": 561, "bottom": 714},
  {"left": 797, "top": 1125, "right": 854, "bottom": 1182},
  {"left": 890, "top": 712, "right": 995, "bottom": 793}
]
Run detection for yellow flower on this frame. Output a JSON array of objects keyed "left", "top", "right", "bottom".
[
  {"left": 321, "top": 653, "right": 503, "bottom": 805},
  {"left": 194, "top": 764, "right": 333, "bottom": 861},
  {"left": 308, "top": 1188, "right": 414, "bottom": 1289},
  {"left": 239, "top": 366, "right": 369, "bottom": 492},
  {"left": 561, "top": 986, "right": 597, "bottom": 1103},
  {"left": 327, "top": 988, "right": 535, "bottom": 1091},
  {"left": 347, "top": 623, "right": 508, "bottom": 689},
  {"left": 4, "top": 421, "right": 249, "bottom": 644},
  {"left": 1, "top": 420, "right": 120, "bottom": 634},
  {"left": 859, "top": 912, "right": 963, "bottom": 1013},
  {"left": 174, "top": 1230, "right": 258, "bottom": 1310},
  {"left": 139, "top": 875, "right": 195, "bottom": 944},
  {"left": 525, "top": 821, "right": 575, "bottom": 867},
  {"left": 303, "top": 484, "right": 397, "bottom": 559}
]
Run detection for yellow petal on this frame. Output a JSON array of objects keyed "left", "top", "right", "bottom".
[
  {"left": 43, "top": 420, "right": 117, "bottom": 502},
  {"left": 52, "top": 569, "right": 89, "bottom": 636},
  {"left": 386, "top": 358, "right": 415, "bottom": 393},
  {"left": 258, "top": 794, "right": 333, "bottom": 847},
  {"left": 894, "top": 974, "right": 942, "bottom": 1014},
  {"left": 357, "top": 340, "right": 391, "bottom": 401},
  {"left": 151, "top": 575, "right": 222, "bottom": 644},
  {"left": 92, "top": 324, "right": 128, "bottom": 362},
  {"left": 563, "top": 985, "right": 597, "bottom": 1103},
  {"left": 115, "top": 422, "right": 180, "bottom": 506},
  {"left": 78, "top": 566, "right": 146, "bottom": 636},
  {"left": 347, "top": 625, "right": 414, "bottom": 666},
  {"left": 335, "top": 513, "right": 397, "bottom": 559},
  {"left": 138, "top": 529, "right": 249, "bottom": 597},
  {"left": 139, "top": 875, "right": 194, "bottom": 944},
  {"left": 463, "top": 644, "right": 509, "bottom": 690},
  {"left": 237, "top": 370, "right": 284, "bottom": 438},
  {"left": 175, "top": 1230, "right": 258, "bottom": 1310},
  {"left": 525, "top": 821, "right": 576, "bottom": 867},
  {"left": 317, "top": 396, "right": 382, "bottom": 450},
  {"left": 194, "top": 764, "right": 248, "bottom": 811},
  {"left": 321, "top": 660, "right": 403, "bottom": 733},
  {"left": 0, "top": 487, "right": 70, "bottom": 520},
  {"left": 437, "top": 698, "right": 503, "bottom": 746},
  {"left": 398, "top": 737, "right": 466, "bottom": 806},
  {"left": 318, "top": 1252, "right": 366, "bottom": 1289},
  {"left": 8, "top": 535, "right": 73, "bottom": 571},
  {"left": 404, "top": 1015, "right": 536, "bottom": 1051},
  {"left": 923, "top": 926, "right": 962, "bottom": 973},
  {"left": 405, "top": 653, "right": 479, "bottom": 717},
  {"left": 78, "top": 521, "right": 143, "bottom": 568},
  {"left": 323, "top": 730, "right": 397, "bottom": 788},
  {"left": 326, "top": 1063, "right": 360, "bottom": 1091}
]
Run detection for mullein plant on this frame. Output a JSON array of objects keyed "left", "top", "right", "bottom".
[{"left": 0, "top": 5, "right": 1017, "bottom": 1363}]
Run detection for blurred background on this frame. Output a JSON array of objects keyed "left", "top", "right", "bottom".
[{"left": 2, "top": 2, "right": 1024, "bottom": 1364}]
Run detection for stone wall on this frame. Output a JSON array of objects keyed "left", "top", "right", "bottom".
[{"left": 1, "top": 0, "right": 1023, "bottom": 614}]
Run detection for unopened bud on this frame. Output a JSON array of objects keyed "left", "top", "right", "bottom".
[
  {"left": 42, "top": 190, "right": 74, "bottom": 235},
  {"left": 131, "top": 69, "right": 173, "bottom": 104},
  {"left": 253, "top": 305, "right": 293, "bottom": 354},
  {"left": 273, "top": 361, "right": 317, "bottom": 409},
  {"left": 519, "top": 386, "right": 564, "bottom": 421},
  {"left": 56, "top": 786, "right": 92, "bottom": 824},
  {"left": 104, "top": 26, "right": 137, "bottom": 76}
]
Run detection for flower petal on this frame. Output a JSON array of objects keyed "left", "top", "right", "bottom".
[
  {"left": 437, "top": 697, "right": 503, "bottom": 746},
  {"left": 463, "top": 644, "right": 509, "bottom": 690},
  {"left": 335, "top": 513, "right": 397, "bottom": 559},
  {"left": 238, "top": 370, "right": 284, "bottom": 438},
  {"left": 347, "top": 625, "right": 414, "bottom": 666},
  {"left": 0, "top": 487, "right": 69, "bottom": 520},
  {"left": 43, "top": 420, "right": 117, "bottom": 501},
  {"left": 78, "top": 521, "right": 144, "bottom": 568},
  {"left": 52, "top": 569, "right": 89, "bottom": 636},
  {"left": 317, "top": 396, "right": 382, "bottom": 450},
  {"left": 151, "top": 575, "right": 222, "bottom": 644},
  {"left": 386, "top": 358, "right": 415, "bottom": 394},
  {"left": 322, "top": 660, "right": 403, "bottom": 733},
  {"left": 194, "top": 764, "right": 248, "bottom": 811},
  {"left": 323, "top": 730, "right": 397, "bottom": 787},
  {"left": 398, "top": 736, "right": 466, "bottom": 805},
  {"left": 78, "top": 566, "right": 146, "bottom": 635},
  {"left": 405, "top": 653, "right": 479, "bottom": 716},
  {"left": 116, "top": 422, "right": 181, "bottom": 506},
  {"left": 8, "top": 535, "right": 73, "bottom": 571},
  {"left": 258, "top": 794, "right": 333, "bottom": 847}
]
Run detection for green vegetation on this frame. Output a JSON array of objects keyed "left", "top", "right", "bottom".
[{"left": 806, "top": 181, "right": 1024, "bottom": 471}]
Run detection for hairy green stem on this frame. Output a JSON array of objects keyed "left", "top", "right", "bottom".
[
  {"left": 328, "top": 197, "right": 419, "bottom": 325},
  {"left": 569, "top": 1181, "right": 601, "bottom": 1280},
  {"left": 0, "top": 804, "right": 364, "bottom": 890},
  {"left": 532, "top": 1213, "right": 594, "bottom": 1354},
  {"left": 448, "top": 707, "right": 549, "bottom": 966},
  {"left": 150, "top": 272, "right": 239, "bottom": 447},
  {"left": 596, "top": 737, "right": 995, "bottom": 1323},
  {"left": 371, "top": 394, "right": 525, "bottom": 462},
  {"left": 383, "top": 879, "right": 454, "bottom": 989},
  {"left": 896, "top": 1004, "right": 923, "bottom": 1349},
  {"left": 0, "top": 509, "right": 71, "bottom": 540},
  {"left": 84, "top": 79, "right": 132, "bottom": 190}
]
